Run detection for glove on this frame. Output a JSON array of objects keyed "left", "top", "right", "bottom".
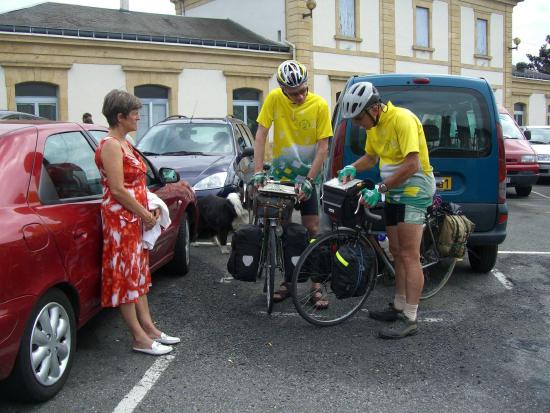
[
  {"left": 300, "top": 178, "right": 313, "bottom": 201},
  {"left": 359, "top": 187, "right": 381, "bottom": 206},
  {"left": 252, "top": 171, "right": 266, "bottom": 187},
  {"left": 337, "top": 165, "right": 356, "bottom": 183}
]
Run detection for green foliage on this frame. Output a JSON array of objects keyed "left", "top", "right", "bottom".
[{"left": 526, "top": 35, "right": 550, "bottom": 75}]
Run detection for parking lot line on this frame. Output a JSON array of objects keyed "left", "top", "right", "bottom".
[
  {"left": 491, "top": 269, "right": 513, "bottom": 290},
  {"left": 532, "top": 190, "right": 550, "bottom": 199},
  {"left": 498, "top": 251, "right": 550, "bottom": 254},
  {"left": 112, "top": 354, "right": 175, "bottom": 413}
]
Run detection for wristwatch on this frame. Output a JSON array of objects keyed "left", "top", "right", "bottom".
[{"left": 378, "top": 182, "right": 388, "bottom": 193}]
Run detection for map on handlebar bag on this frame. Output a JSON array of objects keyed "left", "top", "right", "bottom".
[{"left": 259, "top": 182, "right": 297, "bottom": 197}]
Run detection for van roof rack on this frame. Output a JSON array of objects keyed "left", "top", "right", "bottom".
[{"left": 163, "top": 115, "right": 188, "bottom": 121}]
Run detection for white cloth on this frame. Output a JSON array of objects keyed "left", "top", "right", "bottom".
[{"left": 142, "top": 191, "right": 171, "bottom": 250}]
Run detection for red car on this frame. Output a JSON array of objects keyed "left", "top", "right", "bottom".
[{"left": 0, "top": 121, "right": 198, "bottom": 401}]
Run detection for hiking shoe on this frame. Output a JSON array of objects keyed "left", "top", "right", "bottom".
[
  {"left": 368, "top": 303, "right": 403, "bottom": 322},
  {"left": 378, "top": 314, "right": 418, "bottom": 339}
]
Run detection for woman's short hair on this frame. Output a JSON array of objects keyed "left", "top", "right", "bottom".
[{"left": 102, "top": 89, "right": 142, "bottom": 127}]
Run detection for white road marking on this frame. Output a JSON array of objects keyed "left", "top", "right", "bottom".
[
  {"left": 532, "top": 190, "right": 550, "bottom": 200},
  {"left": 257, "top": 311, "right": 300, "bottom": 317},
  {"left": 492, "top": 269, "right": 513, "bottom": 290},
  {"left": 498, "top": 251, "right": 550, "bottom": 255},
  {"left": 112, "top": 354, "right": 175, "bottom": 413}
]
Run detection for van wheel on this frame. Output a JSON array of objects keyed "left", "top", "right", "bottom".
[
  {"left": 169, "top": 213, "right": 190, "bottom": 276},
  {"left": 468, "top": 244, "right": 498, "bottom": 273},
  {"left": 6, "top": 289, "right": 76, "bottom": 402},
  {"left": 515, "top": 186, "right": 532, "bottom": 197}
]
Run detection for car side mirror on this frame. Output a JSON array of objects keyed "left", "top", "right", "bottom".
[
  {"left": 159, "top": 167, "right": 180, "bottom": 184},
  {"left": 523, "top": 129, "right": 531, "bottom": 140},
  {"left": 236, "top": 146, "right": 254, "bottom": 163}
]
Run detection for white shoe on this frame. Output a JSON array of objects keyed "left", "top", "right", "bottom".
[
  {"left": 154, "top": 332, "right": 181, "bottom": 345},
  {"left": 133, "top": 341, "right": 173, "bottom": 355}
]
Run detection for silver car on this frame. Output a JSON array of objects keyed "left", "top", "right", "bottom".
[{"left": 523, "top": 126, "right": 550, "bottom": 178}]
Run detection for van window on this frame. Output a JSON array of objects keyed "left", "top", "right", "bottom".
[
  {"left": 499, "top": 113, "right": 523, "bottom": 139},
  {"left": 376, "top": 86, "right": 492, "bottom": 158}
]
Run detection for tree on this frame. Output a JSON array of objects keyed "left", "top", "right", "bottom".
[
  {"left": 515, "top": 62, "right": 529, "bottom": 72},
  {"left": 526, "top": 35, "right": 550, "bottom": 75}
]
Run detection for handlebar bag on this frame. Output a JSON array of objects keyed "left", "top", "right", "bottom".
[
  {"left": 282, "top": 223, "right": 309, "bottom": 283},
  {"left": 227, "top": 224, "right": 262, "bottom": 282},
  {"left": 255, "top": 184, "right": 296, "bottom": 221},
  {"left": 322, "top": 178, "right": 369, "bottom": 228}
]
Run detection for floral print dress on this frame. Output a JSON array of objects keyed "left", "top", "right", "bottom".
[{"left": 95, "top": 137, "right": 151, "bottom": 307}]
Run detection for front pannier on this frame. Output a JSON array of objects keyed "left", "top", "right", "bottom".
[
  {"left": 331, "top": 243, "right": 372, "bottom": 299},
  {"left": 282, "top": 223, "right": 309, "bottom": 283},
  {"left": 227, "top": 224, "right": 262, "bottom": 282}
]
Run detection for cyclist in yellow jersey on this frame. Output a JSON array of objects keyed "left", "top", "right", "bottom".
[
  {"left": 339, "top": 81, "right": 436, "bottom": 339},
  {"left": 254, "top": 60, "right": 332, "bottom": 308}
]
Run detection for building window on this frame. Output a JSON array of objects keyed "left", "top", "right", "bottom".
[
  {"left": 134, "top": 85, "right": 169, "bottom": 140},
  {"left": 338, "top": 0, "right": 356, "bottom": 38},
  {"left": 415, "top": 6, "right": 430, "bottom": 48},
  {"left": 514, "top": 103, "right": 526, "bottom": 126},
  {"left": 233, "top": 88, "right": 260, "bottom": 136},
  {"left": 15, "top": 82, "right": 58, "bottom": 120},
  {"left": 547, "top": 105, "right": 550, "bottom": 125},
  {"left": 475, "top": 18, "right": 488, "bottom": 56}
]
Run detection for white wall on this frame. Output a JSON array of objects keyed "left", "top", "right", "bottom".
[
  {"left": 313, "top": 74, "right": 333, "bottom": 113},
  {"left": 395, "top": 0, "right": 413, "bottom": 57},
  {"left": 432, "top": 1, "right": 449, "bottom": 61},
  {"left": 67, "top": 64, "right": 126, "bottom": 124},
  {"left": 184, "top": 0, "right": 285, "bottom": 43},
  {"left": 360, "top": 0, "right": 380, "bottom": 53},
  {"left": 314, "top": 51, "right": 380, "bottom": 74},
  {"left": 396, "top": 61, "right": 449, "bottom": 74},
  {"left": 0, "top": 66, "right": 7, "bottom": 109},
  {"left": 529, "top": 93, "right": 547, "bottom": 125},
  {"left": 461, "top": 6, "right": 475, "bottom": 65},
  {"left": 313, "top": 0, "right": 336, "bottom": 48},
  {"left": 490, "top": 13, "right": 504, "bottom": 68},
  {"left": 493, "top": 88, "right": 503, "bottom": 106},
  {"left": 179, "top": 69, "right": 227, "bottom": 117},
  {"left": 461, "top": 68, "right": 503, "bottom": 86}
]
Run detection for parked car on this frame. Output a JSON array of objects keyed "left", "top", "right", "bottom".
[
  {"left": 522, "top": 126, "right": 550, "bottom": 179},
  {"left": 0, "top": 121, "right": 198, "bottom": 402},
  {"left": 0, "top": 110, "right": 45, "bottom": 120},
  {"left": 327, "top": 74, "right": 508, "bottom": 273},
  {"left": 135, "top": 116, "right": 255, "bottom": 203},
  {"left": 498, "top": 107, "right": 539, "bottom": 196}
]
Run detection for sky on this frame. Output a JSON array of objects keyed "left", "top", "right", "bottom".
[{"left": 0, "top": 0, "right": 547, "bottom": 64}]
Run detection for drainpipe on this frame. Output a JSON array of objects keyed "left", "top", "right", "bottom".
[{"left": 284, "top": 40, "right": 296, "bottom": 61}]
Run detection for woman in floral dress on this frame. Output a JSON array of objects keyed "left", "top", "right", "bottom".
[{"left": 95, "top": 90, "right": 180, "bottom": 355}]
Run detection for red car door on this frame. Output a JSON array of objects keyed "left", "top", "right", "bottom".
[{"left": 28, "top": 126, "right": 103, "bottom": 324}]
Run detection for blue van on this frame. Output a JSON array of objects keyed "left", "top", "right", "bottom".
[{"left": 325, "top": 74, "right": 507, "bottom": 273}]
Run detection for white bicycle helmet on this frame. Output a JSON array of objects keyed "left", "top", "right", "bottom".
[
  {"left": 277, "top": 60, "right": 308, "bottom": 88},
  {"left": 341, "top": 82, "right": 381, "bottom": 119}
]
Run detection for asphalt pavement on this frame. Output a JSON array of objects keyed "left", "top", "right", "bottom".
[{"left": 1, "top": 182, "right": 549, "bottom": 412}]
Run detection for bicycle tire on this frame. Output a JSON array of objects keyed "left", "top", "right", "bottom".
[
  {"left": 420, "top": 218, "right": 457, "bottom": 300},
  {"left": 291, "top": 228, "right": 377, "bottom": 327},
  {"left": 265, "top": 226, "right": 276, "bottom": 314}
]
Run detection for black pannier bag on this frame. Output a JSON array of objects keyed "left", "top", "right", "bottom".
[
  {"left": 331, "top": 243, "right": 373, "bottom": 299},
  {"left": 282, "top": 223, "right": 309, "bottom": 283},
  {"left": 322, "top": 178, "right": 369, "bottom": 228},
  {"left": 306, "top": 243, "right": 332, "bottom": 284},
  {"left": 227, "top": 224, "right": 262, "bottom": 282}
]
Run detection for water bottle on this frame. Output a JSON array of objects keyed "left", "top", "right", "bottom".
[{"left": 376, "top": 233, "right": 393, "bottom": 260}]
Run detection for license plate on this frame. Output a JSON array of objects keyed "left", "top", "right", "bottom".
[{"left": 436, "top": 176, "right": 452, "bottom": 191}]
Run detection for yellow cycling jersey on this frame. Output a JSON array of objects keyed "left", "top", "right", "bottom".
[
  {"left": 365, "top": 101, "right": 433, "bottom": 176},
  {"left": 257, "top": 88, "right": 332, "bottom": 182}
]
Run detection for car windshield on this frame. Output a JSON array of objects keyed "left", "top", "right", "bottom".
[
  {"left": 499, "top": 113, "right": 524, "bottom": 139},
  {"left": 529, "top": 128, "right": 550, "bottom": 144},
  {"left": 374, "top": 86, "right": 492, "bottom": 157},
  {"left": 136, "top": 123, "right": 234, "bottom": 155}
]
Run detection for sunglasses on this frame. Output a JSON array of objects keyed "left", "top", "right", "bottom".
[{"left": 284, "top": 86, "right": 308, "bottom": 98}]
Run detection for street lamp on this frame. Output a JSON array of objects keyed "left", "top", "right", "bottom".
[
  {"left": 509, "top": 37, "right": 521, "bottom": 50},
  {"left": 302, "top": 0, "right": 317, "bottom": 19}
]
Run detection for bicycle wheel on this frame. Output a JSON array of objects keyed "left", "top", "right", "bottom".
[
  {"left": 291, "top": 228, "right": 377, "bottom": 326},
  {"left": 265, "top": 226, "right": 277, "bottom": 314},
  {"left": 420, "top": 222, "right": 457, "bottom": 300}
]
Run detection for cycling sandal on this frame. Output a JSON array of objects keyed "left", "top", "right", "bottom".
[
  {"left": 310, "top": 288, "right": 329, "bottom": 310},
  {"left": 273, "top": 282, "right": 291, "bottom": 302}
]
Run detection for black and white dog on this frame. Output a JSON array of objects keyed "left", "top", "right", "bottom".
[{"left": 197, "top": 192, "right": 248, "bottom": 253}]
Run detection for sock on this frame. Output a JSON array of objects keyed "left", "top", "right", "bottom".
[
  {"left": 403, "top": 303, "right": 418, "bottom": 322},
  {"left": 393, "top": 294, "right": 406, "bottom": 311}
]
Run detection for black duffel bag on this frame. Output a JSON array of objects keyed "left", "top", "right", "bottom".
[
  {"left": 227, "top": 224, "right": 262, "bottom": 282},
  {"left": 331, "top": 243, "right": 372, "bottom": 299},
  {"left": 282, "top": 223, "right": 309, "bottom": 283}
]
